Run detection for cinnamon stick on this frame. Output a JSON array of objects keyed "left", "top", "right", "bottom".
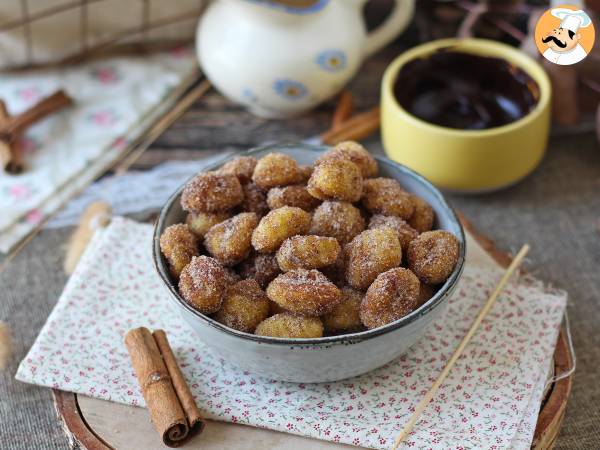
[
  {"left": 124, "top": 327, "right": 205, "bottom": 447},
  {"left": 0, "top": 101, "right": 11, "bottom": 170},
  {"left": 153, "top": 330, "right": 205, "bottom": 435},
  {"left": 1, "top": 89, "right": 73, "bottom": 174},
  {"left": 321, "top": 106, "right": 381, "bottom": 145},
  {"left": 3, "top": 90, "right": 73, "bottom": 137},
  {"left": 331, "top": 91, "right": 354, "bottom": 130}
]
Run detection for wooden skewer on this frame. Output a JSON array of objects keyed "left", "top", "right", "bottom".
[
  {"left": 114, "top": 79, "right": 211, "bottom": 175},
  {"left": 391, "top": 244, "right": 530, "bottom": 449}
]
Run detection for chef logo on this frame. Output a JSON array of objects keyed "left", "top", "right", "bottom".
[{"left": 535, "top": 5, "right": 595, "bottom": 65}]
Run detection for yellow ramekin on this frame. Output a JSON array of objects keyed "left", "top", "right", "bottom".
[{"left": 381, "top": 38, "right": 551, "bottom": 192}]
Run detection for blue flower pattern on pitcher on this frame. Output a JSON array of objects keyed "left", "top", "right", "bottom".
[
  {"left": 245, "top": 0, "right": 329, "bottom": 15},
  {"left": 273, "top": 79, "right": 308, "bottom": 100},
  {"left": 315, "top": 49, "right": 347, "bottom": 72},
  {"left": 242, "top": 88, "right": 258, "bottom": 103}
]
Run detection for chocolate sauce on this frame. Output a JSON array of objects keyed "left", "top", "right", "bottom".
[{"left": 394, "top": 50, "right": 540, "bottom": 130}]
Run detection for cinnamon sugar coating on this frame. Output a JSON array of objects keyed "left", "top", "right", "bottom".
[
  {"left": 276, "top": 235, "right": 341, "bottom": 272},
  {"left": 407, "top": 194, "right": 435, "bottom": 233},
  {"left": 204, "top": 212, "right": 259, "bottom": 266},
  {"left": 322, "top": 286, "right": 364, "bottom": 334},
  {"left": 237, "top": 252, "right": 281, "bottom": 289},
  {"left": 178, "top": 255, "right": 227, "bottom": 314},
  {"left": 360, "top": 268, "right": 420, "bottom": 329},
  {"left": 159, "top": 223, "right": 199, "bottom": 279},
  {"left": 240, "top": 183, "right": 269, "bottom": 217},
  {"left": 267, "top": 185, "right": 321, "bottom": 211},
  {"left": 345, "top": 227, "right": 402, "bottom": 290},
  {"left": 251, "top": 206, "right": 311, "bottom": 253},
  {"left": 296, "top": 165, "right": 314, "bottom": 183},
  {"left": 255, "top": 313, "right": 323, "bottom": 338},
  {"left": 315, "top": 141, "right": 378, "bottom": 178},
  {"left": 307, "top": 158, "right": 363, "bottom": 202},
  {"left": 320, "top": 249, "right": 348, "bottom": 286},
  {"left": 416, "top": 283, "right": 436, "bottom": 307},
  {"left": 407, "top": 230, "right": 459, "bottom": 285},
  {"left": 186, "top": 211, "right": 231, "bottom": 238},
  {"left": 214, "top": 279, "right": 270, "bottom": 333},
  {"left": 309, "top": 201, "right": 365, "bottom": 245},
  {"left": 164, "top": 148, "right": 460, "bottom": 338},
  {"left": 218, "top": 156, "right": 257, "bottom": 185},
  {"left": 181, "top": 172, "right": 243, "bottom": 213},
  {"left": 361, "top": 177, "right": 414, "bottom": 220},
  {"left": 269, "top": 299, "right": 288, "bottom": 315},
  {"left": 368, "top": 214, "right": 418, "bottom": 254},
  {"left": 266, "top": 269, "right": 342, "bottom": 316},
  {"left": 252, "top": 153, "right": 300, "bottom": 189}
]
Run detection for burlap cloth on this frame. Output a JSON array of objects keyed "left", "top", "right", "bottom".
[{"left": 1, "top": 132, "right": 599, "bottom": 449}]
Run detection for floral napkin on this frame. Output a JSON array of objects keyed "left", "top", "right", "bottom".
[
  {"left": 0, "top": 47, "right": 196, "bottom": 253},
  {"left": 16, "top": 218, "right": 567, "bottom": 449}
]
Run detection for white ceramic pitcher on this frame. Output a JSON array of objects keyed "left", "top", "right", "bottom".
[{"left": 197, "top": 0, "right": 414, "bottom": 118}]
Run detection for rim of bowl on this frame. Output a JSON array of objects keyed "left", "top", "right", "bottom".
[
  {"left": 152, "top": 143, "right": 466, "bottom": 345},
  {"left": 382, "top": 38, "right": 552, "bottom": 137}
]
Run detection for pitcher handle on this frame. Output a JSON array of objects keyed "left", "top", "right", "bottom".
[{"left": 364, "top": 0, "right": 415, "bottom": 57}]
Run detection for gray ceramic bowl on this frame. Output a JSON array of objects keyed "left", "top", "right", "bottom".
[{"left": 153, "top": 143, "right": 465, "bottom": 383}]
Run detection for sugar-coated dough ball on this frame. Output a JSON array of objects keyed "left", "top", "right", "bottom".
[
  {"left": 204, "top": 212, "right": 258, "bottom": 266},
  {"left": 178, "top": 255, "right": 227, "bottom": 314},
  {"left": 240, "top": 183, "right": 269, "bottom": 217},
  {"left": 310, "top": 201, "right": 365, "bottom": 244},
  {"left": 267, "top": 185, "right": 321, "bottom": 211},
  {"left": 345, "top": 227, "right": 402, "bottom": 290},
  {"left": 218, "top": 156, "right": 257, "bottom": 184},
  {"left": 276, "top": 235, "right": 341, "bottom": 272},
  {"left": 296, "top": 165, "right": 314, "bottom": 183},
  {"left": 251, "top": 206, "right": 311, "bottom": 253},
  {"left": 237, "top": 252, "right": 281, "bottom": 289},
  {"left": 269, "top": 299, "right": 288, "bottom": 315},
  {"left": 255, "top": 313, "right": 323, "bottom": 338},
  {"left": 315, "top": 141, "right": 378, "bottom": 178},
  {"left": 407, "top": 194, "right": 435, "bottom": 233},
  {"left": 360, "top": 268, "right": 420, "bottom": 329},
  {"left": 321, "top": 250, "right": 348, "bottom": 286},
  {"left": 252, "top": 153, "right": 300, "bottom": 189},
  {"left": 416, "top": 283, "right": 436, "bottom": 307},
  {"left": 361, "top": 177, "right": 414, "bottom": 219},
  {"left": 181, "top": 172, "right": 243, "bottom": 213},
  {"left": 368, "top": 214, "right": 418, "bottom": 254},
  {"left": 322, "top": 287, "right": 364, "bottom": 334},
  {"left": 267, "top": 269, "right": 342, "bottom": 316},
  {"left": 223, "top": 267, "right": 241, "bottom": 285},
  {"left": 159, "top": 224, "right": 199, "bottom": 279},
  {"left": 307, "top": 159, "right": 363, "bottom": 202},
  {"left": 213, "top": 279, "right": 270, "bottom": 333},
  {"left": 407, "top": 230, "right": 459, "bottom": 285},
  {"left": 186, "top": 211, "right": 231, "bottom": 238}
]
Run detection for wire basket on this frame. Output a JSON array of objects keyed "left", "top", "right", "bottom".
[{"left": 0, "top": 0, "right": 205, "bottom": 70}]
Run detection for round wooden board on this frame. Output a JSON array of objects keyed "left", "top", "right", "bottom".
[{"left": 52, "top": 214, "right": 573, "bottom": 449}]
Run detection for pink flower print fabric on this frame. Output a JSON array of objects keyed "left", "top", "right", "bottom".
[{"left": 16, "top": 218, "right": 567, "bottom": 450}]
